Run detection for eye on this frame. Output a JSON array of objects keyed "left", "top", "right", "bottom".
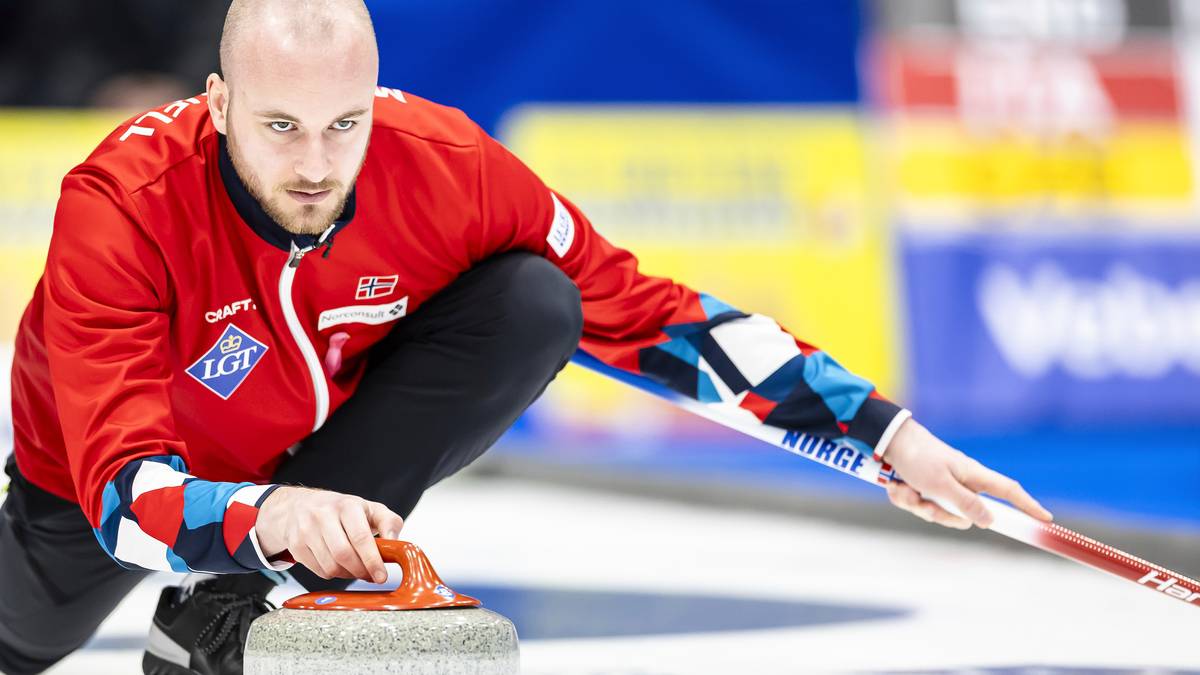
[
  {"left": 269, "top": 121, "right": 295, "bottom": 132},
  {"left": 331, "top": 120, "right": 356, "bottom": 131}
]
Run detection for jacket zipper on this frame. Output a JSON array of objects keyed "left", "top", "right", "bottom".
[{"left": 279, "top": 227, "right": 335, "bottom": 433}]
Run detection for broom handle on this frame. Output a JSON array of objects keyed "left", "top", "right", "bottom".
[{"left": 570, "top": 351, "right": 1200, "bottom": 610}]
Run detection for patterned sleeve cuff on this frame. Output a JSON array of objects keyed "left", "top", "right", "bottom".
[
  {"left": 845, "top": 397, "right": 911, "bottom": 461},
  {"left": 225, "top": 483, "right": 294, "bottom": 572},
  {"left": 872, "top": 408, "right": 912, "bottom": 462}
]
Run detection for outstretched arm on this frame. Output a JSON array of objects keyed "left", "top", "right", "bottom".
[{"left": 472, "top": 125, "right": 1051, "bottom": 529}]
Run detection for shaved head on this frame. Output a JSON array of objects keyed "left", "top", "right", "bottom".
[
  {"left": 219, "top": 0, "right": 377, "bottom": 85},
  {"left": 206, "top": 0, "right": 379, "bottom": 235}
]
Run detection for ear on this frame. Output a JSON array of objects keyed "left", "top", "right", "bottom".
[{"left": 206, "top": 73, "right": 230, "bottom": 135}]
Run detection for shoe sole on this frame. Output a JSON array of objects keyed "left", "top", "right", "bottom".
[
  {"left": 143, "top": 650, "right": 197, "bottom": 675},
  {"left": 143, "top": 622, "right": 196, "bottom": 675}
]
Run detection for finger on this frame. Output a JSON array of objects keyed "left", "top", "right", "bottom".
[
  {"left": 311, "top": 540, "right": 348, "bottom": 579},
  {"left": 291, "top": 542, "right": 331, "bottom": 580},
  {"left": 896, "top": 482, "right": 925, "bottom": 514},
  {"left": 341, "top": 505, "right": 388, "bottom": 584},
  {"left": 304, "top": 517, "right": 350, "bottom": 578},
  {"left": 888, "top": 483, "right": 931, "bottom": 521},
  {"left": 891, "top": 483, "right": 969, "bottom": 529},
  {"left": 321, "top": 511, "right": 369, "bottom": 580},
  {"left": 961, "top": 463, "right": 1053, "bottom": 522},
  {"left": 886, "top": 481, "right": 912, "bottom": 508},
  {"left": 942, "top": 478, "right": 993, "bottom": 528},
  {"left": 365, "top": 502, "right": 405, "bottom": 540},
  {"left": 918, "top": 499, "right": 972, "bottom": 530}
]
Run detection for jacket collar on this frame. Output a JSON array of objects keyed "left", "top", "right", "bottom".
[{"left": 217, "top": 133, "right": 356, "bottom": 253}]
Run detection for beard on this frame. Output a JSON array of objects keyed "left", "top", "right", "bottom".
[{"left": 225, "top": 126, "right": 365, "bottom": 236}]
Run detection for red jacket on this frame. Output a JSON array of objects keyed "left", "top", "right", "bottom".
[{"left": 10, "top": 88, "right": 906, "bottom": 572}]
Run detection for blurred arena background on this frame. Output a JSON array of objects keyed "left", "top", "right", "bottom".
[{"left": 1, "top": 0, "right": 1197, "bottom": 606}]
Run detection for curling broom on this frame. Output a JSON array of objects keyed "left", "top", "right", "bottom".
[{"left": 571, "top": 351, "right": 1200, "bottom": 610}]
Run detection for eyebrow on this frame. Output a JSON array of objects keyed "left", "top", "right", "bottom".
[{"left": 253, "top": 107, "right": 371, "bottom": 123}]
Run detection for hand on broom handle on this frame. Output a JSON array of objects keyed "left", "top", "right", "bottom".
[
  {"left": 867, "top": 419, "right": 1199, "bottom": 608},
  {"left": 570, "top": 351, "right": 1200, "bottom": 610},
  {"left": 881, "top": 417, "right": 1053, "bottom": 530}
]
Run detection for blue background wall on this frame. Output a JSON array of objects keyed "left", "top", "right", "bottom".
[{"left": 368, "top": 0, "right": 864, "bottom": 132}]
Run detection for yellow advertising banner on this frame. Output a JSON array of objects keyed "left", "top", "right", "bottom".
[
  {"left": 887, "top": 119, "right": 1195, "bottom": 222},
  {"left": 0, "top": 110, "right": 129, "bottom": 342},
  {"left": 501, "top": 107, "right": 903, "bottom": 428}
]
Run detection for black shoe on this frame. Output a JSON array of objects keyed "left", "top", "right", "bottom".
[{"left": 143, "top": 573, "right": 278, "bottom": 675}]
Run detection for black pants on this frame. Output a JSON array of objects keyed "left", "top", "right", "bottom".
[{"left": 0, "top": 253, "right": 582, "bottom": 674}]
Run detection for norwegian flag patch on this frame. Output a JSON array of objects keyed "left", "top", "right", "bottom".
[{"left": 356, "top": 275, "right": 398, "bottom": 300}]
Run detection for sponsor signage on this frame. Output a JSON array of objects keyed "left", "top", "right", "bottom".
[
  {"left": 502, "top": 106, "right": 903, "bottom": 434},
  {"left": 901, "top": 232, "right": 1200, "bottom": 430},
  {"left": 185, "top": 324, "right": 269, "bottom": 400}
]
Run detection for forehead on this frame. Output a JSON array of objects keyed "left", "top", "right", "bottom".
[{"left": 229, "top": 26, "right": 377, "bottom": 119}]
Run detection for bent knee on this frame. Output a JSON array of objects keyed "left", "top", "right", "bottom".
[{"left": 497, "top": 254, "right": 583, "bottom": 355}]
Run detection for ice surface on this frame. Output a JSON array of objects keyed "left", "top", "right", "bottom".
[{"left": 40, "top": 476, "right": 1198, "bottom": 675}]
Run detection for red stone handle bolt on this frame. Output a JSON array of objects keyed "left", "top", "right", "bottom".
[{"left": 283, "top": 540, "right": 482, "bottom": 611}]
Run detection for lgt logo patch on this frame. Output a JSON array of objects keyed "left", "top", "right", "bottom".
[{"left": 186, "top": 324, "right": 268, "bottom": 399}]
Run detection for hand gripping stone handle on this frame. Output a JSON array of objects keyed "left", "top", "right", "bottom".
[{"left": 282, "top": 539, "right": 483, "bottom": 611}]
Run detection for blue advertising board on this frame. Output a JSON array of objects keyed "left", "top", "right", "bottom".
[{"left": 901, "top": 231, "right": 1200, "bottom": 433}]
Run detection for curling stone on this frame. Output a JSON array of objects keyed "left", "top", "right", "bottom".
[{"left": 243, "top": 540, "right": 519, "bottom": 675}]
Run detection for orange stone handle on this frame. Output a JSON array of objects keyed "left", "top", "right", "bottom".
[{"left": 282, "top": 539, "right": 482, "bottom": 611}]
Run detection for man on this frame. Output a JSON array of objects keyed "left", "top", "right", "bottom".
[{"left": 0, "top": 1, "right": 1052, "bottom": 674}]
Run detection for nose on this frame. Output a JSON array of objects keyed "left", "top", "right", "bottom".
[{"left": 294, "top": 136, "right": 332, "bottom": 185}]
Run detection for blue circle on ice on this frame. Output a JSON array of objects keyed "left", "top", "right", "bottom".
[
  {"left": 314, "top": 596, "right": 337, "bottom": 606},
  {"left": 449, "top": 584, "right": 908, "bottom": 640}
]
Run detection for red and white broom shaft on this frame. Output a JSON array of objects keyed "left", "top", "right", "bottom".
[
  {"left": 572, "top": 353, "right": 1200, "bottom": 610},
  {"left": 984, "top": 498, "right": 1200, "bottom": 607}
]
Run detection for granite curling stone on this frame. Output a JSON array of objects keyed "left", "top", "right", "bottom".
[{"left": 243, "top": 540, "right": 519, "bottom": 675}]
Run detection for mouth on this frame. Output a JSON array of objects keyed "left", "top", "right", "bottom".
[{"left": 286, "top": 189, "right": 332, "bottom": 204}]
